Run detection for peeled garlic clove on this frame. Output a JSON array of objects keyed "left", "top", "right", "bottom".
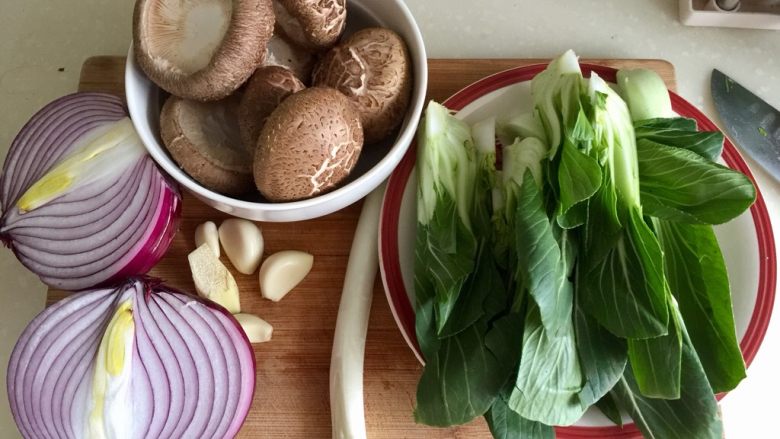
[
  {"left": 188, "top": 244, "right": 241, "bottom": 313},
  {"left": 259, "top": 250, "right": 313, "bottom": 302},
  {"left": 194, "top": 221, "right": 220, "bottom": 257},
  {"left": 233, "top": 313, "right": 273, "bottom": 343},
  {"left": 219, "top": 219, "right": 264, "bottom": 275}
]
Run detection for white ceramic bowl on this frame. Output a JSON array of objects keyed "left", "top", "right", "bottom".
[{"left": 125, "top": 0, "right": 427, "bottom": 221}]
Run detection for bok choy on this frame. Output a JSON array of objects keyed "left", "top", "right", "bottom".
[{"left": 413, "top": 51, "right": 755, "bottom": 439}]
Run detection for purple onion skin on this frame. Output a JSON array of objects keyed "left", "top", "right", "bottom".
[
  {"left": 7, "top": 278, "right": 256, "bottom": 439},
  {"left": 0, "top": 92, "right": 182, "bottom": 291}
]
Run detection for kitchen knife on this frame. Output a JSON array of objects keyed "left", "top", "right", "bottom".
[{"left": 711, "top": 69, "right": 780, "bottom": 182}]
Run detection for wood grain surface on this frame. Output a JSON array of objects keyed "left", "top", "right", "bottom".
[{"left": 48, "top": 56, "right": 676, "bottom": 438}]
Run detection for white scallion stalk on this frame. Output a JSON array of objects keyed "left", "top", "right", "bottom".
[{"left": 330, "top": 184, "right": 385, "bottom": 439}]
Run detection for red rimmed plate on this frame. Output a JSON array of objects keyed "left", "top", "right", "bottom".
[{"left": 378, "top": 63, "right": 776, "bottom": 437}]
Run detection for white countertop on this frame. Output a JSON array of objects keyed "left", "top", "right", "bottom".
[{"left": 0, "top": 0, "right": 778, "bottom": 437}]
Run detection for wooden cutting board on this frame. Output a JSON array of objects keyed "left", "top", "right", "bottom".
[{"left": 48, "top": 57, "right": 675, "bottom": 438}]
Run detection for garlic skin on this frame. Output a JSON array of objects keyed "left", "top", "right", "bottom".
[
  {"left": 259, "top": 250, "right": 314, "bottom": 302},
  {"left": 233, "top": 313, "right": 273, "bottom": 343},
  {"left": 219, "top": 219, "right": 264, "bottom": 275},
  {"left": 194, "top": 221, "right": 220, "bottom": 257},
  {"left": 188, "top": 244, "right": 241, "bottom": 314}
]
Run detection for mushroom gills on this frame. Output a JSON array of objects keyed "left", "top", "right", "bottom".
[
  {"left": 145, "top": 0, "right": 233, "bottom": 75},
  {"left": 134, "top": 0, "right": 274, "bottom": 101},
  {"left": 160, "top": 95, "right": 255, "bottom": 195},
  {"left": 264, "top": 34, "right": 315, "bottom": 82}
]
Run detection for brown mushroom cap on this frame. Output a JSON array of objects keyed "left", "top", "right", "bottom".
[
  {"left": 254, "top": 87, "right": 363, "bottom": 201},
  {"left": 312, "top": 27, "right": 412, "bottom": 144},
  {"left": 238, "top": 65, "right": 305, "bottom": 151},
  {"left": 134, "top": 0, "right": 274, "bottom": 101},
  {"left": 263, "top": 33, "right": 316, "bottom": 82},
  {"left": 273, "top": 0, "right": 346, "bottom": 51},
  {"left": 160, "top": 95, "right": 254, "bottom": 195}
]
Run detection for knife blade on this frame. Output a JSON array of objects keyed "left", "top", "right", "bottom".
[{"left": 711, "top": 69, "right": 780, "bottom": 182}]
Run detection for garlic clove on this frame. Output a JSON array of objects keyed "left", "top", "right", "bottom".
[
  {"left": 188, "top": 244, "right": 241, "bottom": 314},
  {"left": 218, "top": 219, "right": 264, "bottom": 275},
  {"left": 258, "top": 250, "right": 313, "bottom": 302},
  {"left": 233, "top": 313, "right": 273, "bottom": 343},
  {"left": 194, "top": 221, "right": 220, "bottom": 257}
]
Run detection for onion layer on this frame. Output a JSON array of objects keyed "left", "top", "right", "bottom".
[
  {"left": 7, "top": 278, "right": 256, "bottom": 439},
  {"left": 0, "top": 93, "right": 181, "bottom": 290}
]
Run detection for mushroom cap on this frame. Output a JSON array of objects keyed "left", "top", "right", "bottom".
[
  {"left": 160, "top": 94, "right": 254, "bottom": 195},
  {"left": 254, "top": 87, "right": 363, "bottom": 201},
  {"left": 238, "top": 65, "right": 305, "bottom": 151},
  {"left": 273, "top": 0, "right": 346, "bottom": 51},
  {"left": 312, "top": 27, "right": 412, "bottom": 144},
  {"left": 134, "top": 0, "right": 275, "bottom": 101},
  {"left": 263, "top": 33, "right": 316, "bottom": 83}
]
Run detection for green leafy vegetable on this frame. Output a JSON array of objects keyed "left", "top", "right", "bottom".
[
  {"left": 616, "top": 68, "right": 675, "bottom": 121},
  {"left": 509, "top": 303, "right": 584, "bottom": 426},
  {"left": 637, "top": 139, "right": 756, "bottom": 225},
  {"left": 414, "top": 321, "right": 507, "bottom": 426},
  {"left": 487, "top": 384, "right": 555, "bottom": 439},
  {"left": 627, "top": 299, "right": 683, "bottom": 399},
  {"left": 611, "top": 320, "right": 722, "bottom": 439},
  {"left": 578, "top": 74, "right": 669, "bottom": 339},
  {"left": 595, "top": 393, "right": 623, "bottom": 427},
  {"left": 412, "top": 55, "right": 754, "bottom": 439},
  {"left": 496, "top": 111, "right": 548, "bottom": 146},
  {"left": 574, "top": 304, "right": 627, "bottom": 407},
  {"left": 415, "top": 251, "right": 521, "bottom": 426},
  {"left": 634, "top": 118, "right": 724, "bottom": 160},
  {"left": 655, "top": 220, "right": 746, "bottom": 393},
  {"left": 511, "top": 170, "right": 572, "bottom": 335},
  {"left": 415, "top": 102, "right": 479, "bottom": 335}
]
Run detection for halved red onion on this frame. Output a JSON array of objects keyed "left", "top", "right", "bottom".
[
  {"left": 0, "top": 93, "right": 181, "bottom": 290},
  {"left": 7, "top": 278, "right": 256, "bottom": 439}
]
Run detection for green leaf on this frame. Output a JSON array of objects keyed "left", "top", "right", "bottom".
[
  {"left": 595, "top": 393, "right": 623, "bottom": 427},
  {"left": 415, "top": 250, "right": 521, "bottom": 427},
  {"left": 637, "top": 139, "right": 756, "bottom": 224},
  {"left": 634, "top": 117, "right": 698, "bottom": 133},
  {"left": 581, "top": 171, "right": 623, "bottom": 266},
  {"left": 439, "top": 243, "right": 505, "bottom": 338},
  {"left": 610, "top": 323, "right": 722, "bottom": 439},
  {"left": 414, "top": 275, "right": 440, "bottom": 361},
  {"left": 414, "top": 189, "right": 478, "bottom": 336},
  {"left": 415, "top": 320, "right": 511, "bottom": 426},
  {"left": 575, "top": 304, "right": 627, "bottom": 407},
  {"left": 508, "top": 304, "right": 585, "bottom": 426},
  {"left": 487, "top": 384, "right": 554, "bottom": 439},
  {"left": 557, "top": 140, "right": 602, "bottom": 229},
  {"left": 580, "top": 207, "right": 669, "bottom": 339},
  {"left": 415, "top": 101, "right": 480, "bottom": 335},
  {"left": 655, "top": 220, "right": 746, "bottom": 393},
  {"left": 633, "top": 117, "right": 724, "bottom": 161},
  {"left": 627, "top": 299, "right": 683, "bottom": 399},
  {"left": 512, "top": 171, "right": 573, "bottom": 336}
]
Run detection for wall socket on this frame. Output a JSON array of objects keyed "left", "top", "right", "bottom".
[{"left": 680, "top": 0, "right": 780, "bottom": 29}]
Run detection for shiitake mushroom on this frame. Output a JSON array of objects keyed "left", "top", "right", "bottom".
[
  {"left": 160, "top": 95, "right": 254, "bottom": 195},
  {"left": 238, "top": 65, "right": 305, "bottom": 151},
  {"left": 133, "top": 0, "right": 275, "bottom": 101},
  {"left": 272, "top": 0, "right": 346, "bottom": 51},
  {"left": 312, "top": 27, "right": 412, "bottom": 144},
  {"left": 254, "top": 87, "right": 363, "bottom": 201}
]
